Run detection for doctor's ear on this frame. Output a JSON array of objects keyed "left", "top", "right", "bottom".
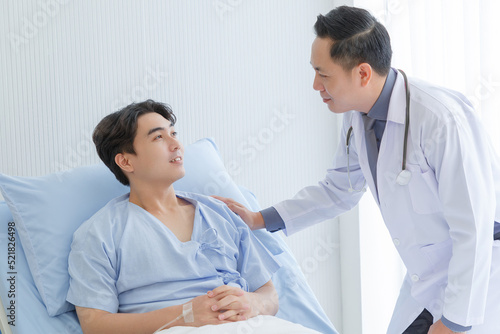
[
  {"left": 356, "top": 63, "right": 373, "bottom": 87},
  {"left": 115, "top": 153, "right": 134, "bottom": 174}
]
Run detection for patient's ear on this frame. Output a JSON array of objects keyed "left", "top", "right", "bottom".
[{"left": 115, "top": 153, "right": 134, "bottom": 173}]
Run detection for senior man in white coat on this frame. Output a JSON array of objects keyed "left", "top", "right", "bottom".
[{"left": 215, "top": 6, "right": 500, "bottom": 334}]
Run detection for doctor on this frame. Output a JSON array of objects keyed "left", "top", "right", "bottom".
[{"left": 215, "top": 5, "right": 500, "bottom": 334}]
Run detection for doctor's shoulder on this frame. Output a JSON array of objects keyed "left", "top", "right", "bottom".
[{"left": 408, "top": 77, "right": 475, "bottom": 123}]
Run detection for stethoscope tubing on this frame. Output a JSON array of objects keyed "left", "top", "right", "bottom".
[
  {"left": 399, "top": 69, "right": 410, "bottom": 172},
  {"left": 346, "top": 69, "right": 411, "bottom": 191}
]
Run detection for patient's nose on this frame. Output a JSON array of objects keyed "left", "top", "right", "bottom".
[{"left": 170, "top": 138, "right": 182, "bottom": 152}]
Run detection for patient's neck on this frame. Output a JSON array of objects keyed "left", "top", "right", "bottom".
[
  {"left": 128, "top": 182, "right": 181, "bottom": 214},
  {"left": 128, "top": 181, "right": 195, "bottom": 242}
]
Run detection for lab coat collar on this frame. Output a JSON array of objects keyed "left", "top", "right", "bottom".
[
  {"left": 367, "top": 68, "right": 397, "bottom": 121},
  {"left": 386, "top": 70, "right": 408, "bottom": 125},
  {"left": 349, "top": 69, "right": 408, "bottom": 204}
]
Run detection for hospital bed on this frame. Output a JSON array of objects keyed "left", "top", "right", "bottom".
[{"left": 0, "top": 138, "right": 337, "bottom": 334}]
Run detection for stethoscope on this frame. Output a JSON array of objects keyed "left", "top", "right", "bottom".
[{"left": 346, "top": 69, "right": 412, "bottom": 193}]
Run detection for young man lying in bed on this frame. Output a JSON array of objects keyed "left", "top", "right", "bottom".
[{"left": 66, "top": 100, "right": 319, "bottom": 334}]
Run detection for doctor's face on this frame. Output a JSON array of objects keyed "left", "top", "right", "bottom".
[{"left": 310, "top": 37, "right": 361, "bottom": 114}]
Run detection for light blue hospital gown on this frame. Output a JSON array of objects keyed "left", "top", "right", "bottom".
[{"left": 66, "top": 191, "right": 281, "bottom": 314}]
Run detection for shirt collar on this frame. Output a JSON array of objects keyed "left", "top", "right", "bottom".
[{"left": 366, "top": 68, "right": 397, "bottom": 121}]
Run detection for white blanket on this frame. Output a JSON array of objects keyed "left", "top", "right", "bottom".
[{"left": 158, "top": 315, "right": 321, "bottom": 334}]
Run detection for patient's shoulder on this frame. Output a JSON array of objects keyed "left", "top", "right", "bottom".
[
  {"left": 72, "top": 193, "right": 131, "bottom": 241},
  {"left": 175, "top": 190, "right": 224, "bottom": 208},
  {"left": 176, "top": 191, "right": 243, "bottom": 226}
]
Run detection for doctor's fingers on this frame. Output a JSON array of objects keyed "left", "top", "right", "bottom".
[
  {"left": 211, "top": 196, "right": 264, "bottom": 229},
  {"left": 427, "top": 320, "right": 464, "bottom": 334},
  {"left": 212, "top": 196, "right": 251, "bottom": 216},
  {"left": 211, "top": 195, "right": 244, "bottom": 207}
]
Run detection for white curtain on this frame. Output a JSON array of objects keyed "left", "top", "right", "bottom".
[{"left": 359, "top": 0, "right": 500, "bottom": 150}]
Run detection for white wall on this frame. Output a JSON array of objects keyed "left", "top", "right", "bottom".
[{"left": 0, "top": 0, "right": 350, "bottom": 331}]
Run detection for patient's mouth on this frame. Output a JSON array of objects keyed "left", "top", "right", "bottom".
[{"left": 170, "top": 157, "right": 182, "bottom": 163}]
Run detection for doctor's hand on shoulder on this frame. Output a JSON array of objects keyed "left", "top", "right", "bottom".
[
  {"left": 211, "top": 196, "right": 265, "bottom": 230},
  {"left": 428, "top": 320, "right": 465, "bottom": 334}
]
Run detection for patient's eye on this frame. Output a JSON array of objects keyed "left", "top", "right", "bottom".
[
  {"left": 154, "top": 134, "right": 163, "bottom": 140},
  {"left": 171, "top": 131, "right": 178, "bottom": 137}
]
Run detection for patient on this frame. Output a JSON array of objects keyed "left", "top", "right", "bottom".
[{"left": 66, "top": 100, "right": 319, "bottom": 334}]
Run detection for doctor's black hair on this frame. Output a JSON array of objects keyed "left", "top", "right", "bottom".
[
  {"left": 92, "top": 99, "right": 176, "bottom": 186},
  {"left": 314, "top": 6, "right": 392, "bottom": 76}
]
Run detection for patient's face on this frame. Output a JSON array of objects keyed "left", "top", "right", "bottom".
[{"left": 127, "top": 112, "right": 185, "bottom": 185}]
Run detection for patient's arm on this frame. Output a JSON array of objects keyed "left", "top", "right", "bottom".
[
  {"left": 76, "top": 293, "right": 229, "bottom": 334},
  {"left": 211, "top": 195, "right": 265, "bottom": 230},
  {"left": 207, "top": 280, "right": 279, "bottom": 321}
]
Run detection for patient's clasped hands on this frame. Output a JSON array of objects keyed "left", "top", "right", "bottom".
[
  {"left": 187, "top": 285, "right": 258, "bottom": 326},
  {"left": 208, "top": 285, "right": 258, "bottom": 321}
]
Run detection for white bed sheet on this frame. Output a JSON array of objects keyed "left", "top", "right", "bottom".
[{"left": 157, "top": 315, "right": 321, "bottom": 334}]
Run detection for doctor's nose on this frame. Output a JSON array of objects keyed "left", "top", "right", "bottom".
[{"left": 312, "top": 73, "right": 324, "bottom": 91}]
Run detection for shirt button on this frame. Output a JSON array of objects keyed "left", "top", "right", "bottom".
[
  {"left": 411, "top": 274, "right": 420, "bottom": 282},
  {"left": 393, "top": 238, "right": 400, "bottom": 246}
]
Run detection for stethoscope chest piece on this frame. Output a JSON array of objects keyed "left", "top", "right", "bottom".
[{"left": 396, "top": 169, "right": 412, "bottom": 186}]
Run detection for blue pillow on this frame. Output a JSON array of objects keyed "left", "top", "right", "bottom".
[
  {"left": 0, "top": 201, "right": 83, "bottom": 333},
  {"left": 0, "top": 138, "right": 250, "bottom": 317}
]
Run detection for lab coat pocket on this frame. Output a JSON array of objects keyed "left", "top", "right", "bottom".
[
  {"left": 407, "top": 165, "right": 441, "bottom": 215},
  {"left": 420, "top": 238, "right": 453, "bottom": 276}
]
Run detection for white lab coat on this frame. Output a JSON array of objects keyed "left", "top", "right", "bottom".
[{"left": 274, "top": 72, "right": 500, "bottom": 333}]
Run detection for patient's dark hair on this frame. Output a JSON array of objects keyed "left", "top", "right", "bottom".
[
  {"left": 93, "top": 99, "right": 176, "bottom": 186},
  {"left": 314, "top": 6, "right": 392, "bottom": 76}
]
